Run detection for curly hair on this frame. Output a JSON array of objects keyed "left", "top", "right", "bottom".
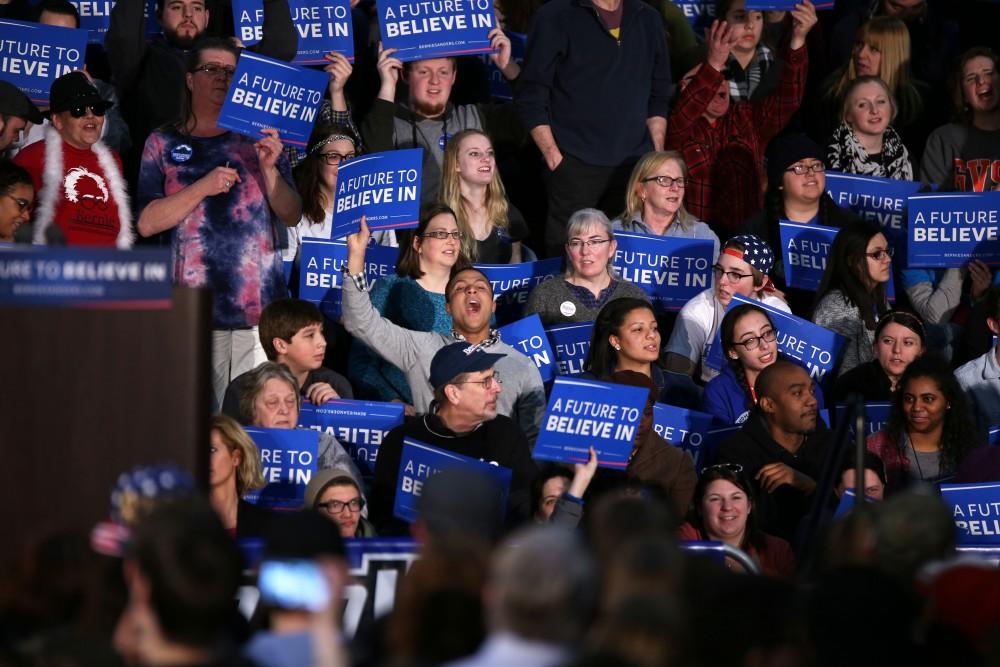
[
  {"left": 583, "top": 297, "right": 656, "bottom": 377},
  {"left": 211, "top": 414, "right": 266, "bottom": 496},
  {"left": 238, "top": 362, "right": 301, "bottom": 426},
  {"left": 884, "top": 355, "right": 980, "bottom": 475}
]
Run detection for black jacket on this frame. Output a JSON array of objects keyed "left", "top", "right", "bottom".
[{"left": 830, "top": 360, "right": 894, "bottom": 408}]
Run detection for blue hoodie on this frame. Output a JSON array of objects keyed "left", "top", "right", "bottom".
[{"left": 702, "top": 361, "right": 826, "bottom": 425}]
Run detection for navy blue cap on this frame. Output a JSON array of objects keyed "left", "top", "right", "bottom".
[{"left": 429, "top": 342, "right": 505, "bottom": 390}]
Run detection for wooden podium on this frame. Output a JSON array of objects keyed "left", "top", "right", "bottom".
[{"left": 0, "top": 287, "right": 212, "bottom": 562}]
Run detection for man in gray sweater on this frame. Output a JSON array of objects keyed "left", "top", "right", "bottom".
[{"left": 342, "top": 219, "right": 546, "bottom": 444}]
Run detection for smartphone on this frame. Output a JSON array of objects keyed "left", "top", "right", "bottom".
[{"left": 257, "top": 560, "right": 331, "bottom": 612}]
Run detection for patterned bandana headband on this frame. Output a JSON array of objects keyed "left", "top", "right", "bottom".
[
  {"left": 309, "top": 133, "right": 356, "bottom": 156},
  {"left": 724, "top": 234, "right": 775, "bottom": 274}
]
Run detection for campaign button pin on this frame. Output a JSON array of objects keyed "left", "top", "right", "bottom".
[
  {"left": 171, "top": 144, "right": 193, "bottom": 163},
  {"left": 559, "top": 301, "right": 576, "bottom": 317}
]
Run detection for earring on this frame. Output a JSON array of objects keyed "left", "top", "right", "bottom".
[{"left": 614, "top": 345, "right": 621, "bottom": 351}]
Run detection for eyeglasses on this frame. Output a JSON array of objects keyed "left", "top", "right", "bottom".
[
  {"left": 712, "top": 265, "right": 753, "bottom": 282},
  {"left": 317, "top": 497, "right": 365, "bottom": 514},
  {"left": 731, "top": 329, "right": 777, "bottom": 350},
  {"left": 192, "top": 64, "right": 236, "bottom": 79},
  {"left": 566, "top": 238, "right": 611, "bottom": 251},
  {"left": 4, "top": 194, "right": 30, "bottom": 212},
  {"left": 641, "top": 175, "right": 685, "bottom": 188},
  {"left": 421, "top": 230, "right": 464, "bottom": 240},
  {"left": 702, "top": 462, "right": 745, "bottom": 475},
  {"left": 319, "top": 151, "right": 355, "bottom": 165},
  {"left": 785, "top": 162, "right": 826, "bottom": 175},
  {"left": 68, "top": 105, "right": 107, "bottom": 118},
  {"left": 865, "top": 248, "right": 893, "bottom": 262},
  {"left": 454, "top": 372, "right": 502, "bottom": 390}
]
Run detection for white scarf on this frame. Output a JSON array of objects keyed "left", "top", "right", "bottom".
[{"left": 33, "top": 125, "right": 134, "bottom": 249}]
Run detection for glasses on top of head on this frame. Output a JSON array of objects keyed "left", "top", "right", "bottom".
[
  {"left": 865, "top": 247, "right": 893, "bottom": 262},
  {"left": 566, "top": 238, "right": 611, "bottom": 251},
  {"left": 69, "top": 105, "right": 107, "bottom": 119},
  {"left": 786, "top": 162, "right": 826, "bottom": 176},
  {"left": 4, "top": 193, "right": 30, "bottom": 212},
  {"left": 317, "top": 497, "right": 365, "bottom": 514},
  {"left": 641, "top": 175, "right": 685, "bottom": 188},
  {"left": 319, "top": 151, "right": 355, "bottom": 165},
  {"left": 732, "top": 328, "right": 777, "bottom": 350},
  {"left": 421, "top": 230, "right": 464, "bottom": 240},
  {"left": 712, "top": 265, "right": 753, "bottom": 282},
  {"left": 454, "top": 371, "right": 502, "bottom": 390},
  {"left": 702, "top": 462, "right": 745, "bottom": 475},
  {"left": 192, "top": 64, "right": 236, "bottom": 79}
]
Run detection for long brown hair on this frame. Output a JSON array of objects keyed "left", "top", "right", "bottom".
[{"left": 293, "top": 122, "right": 360, "bottom": 225}]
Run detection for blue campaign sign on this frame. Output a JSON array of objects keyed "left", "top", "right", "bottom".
[
  {"left": 474, "top": 257, "right": 561, "bottom": 326},
  {"left": 545, "top": 321, "right": 594, "bottom": 377},
  {"left": 834, "top": 402, "right": 891, "bottom": 436},
  {"left": 674, "top": 0, "right": 714, "bottom": 36},
  {"left": 534, "top": 377, "right": 650, "bottom": 469},
  {"left": 476, "top": 30, "right": 524, "bottom": 100},
  {"left": 940, "top": 482, "right": 1000, "bottom": 545},
  {"left": 0, "top": 246, "right": 171, "bottom": 308},
  {"left": 745, "top": 0, "right": 833, "bottom": 7},
  {"left": 990, "top": 427, "right": 1000, "bottom": 445},
  {"left": 393, "top": 438, "right": 512, "bottom": 523},
  {"left": 233, "top": 0, "right": 265, "bottom": 45},
  {"left": 235, "top": 0, "right": 354, "bottom": 61},
  {"left": 612, "top": 232, "right": 714, "bottom": 312},
  {"left": 907, "top": 192, "right": 1000, "bottom": 268},
  {"left": 497, "top": 313, "right": 555, "bottom": 383},
  {"left": 0, "top": 20, "right": 87, "bottom": 104},
  {"left": 825, "top": 171, "right": 921, "bottom": 253},
  {"left": 299, "top": 399, "right": 405, "bottom": 480},
  {"left": 332, "top": 149, "right": 423, "bottom": 238},
  {"left": 342, "top": 538, "right": 420, "bottom": 638},
  {"left": 244, "top": 427, "right": 320, "bottom": 510},
  {"left": 779, "top": 221, "right": 839, "bottom": 291},
  {"left": 652, "top": 403, "right": 715, "bottom": 471},
  {"left": 298, "top": 238, "right": 398, "bottom": 319},
  {"left": 70, "top": 0, "right": 158, "bottom": 44},
  {"left": 703, "top": 295, "right": 846, "bottom": 386},
  {"left": 378, "top": 0, "right": 496, "bottom": 61},
  {"left": 218, "top": 51, "right": 328, "bottom": 147}
]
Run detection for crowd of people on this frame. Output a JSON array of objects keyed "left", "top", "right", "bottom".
[{"left": 3, "top": 0, "right": 1000, "bottom": 663}]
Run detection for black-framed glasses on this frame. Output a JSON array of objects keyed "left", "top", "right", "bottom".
[
  {"left": 712, "top": 265, "right": 753, "bottom": 282},
  {"left": 4, "top": 193, "right": 30, "bottom": 212},
  {"left": 319, "top": 151, "right": 355, "bottom": 165},
  {"left": 317, "top": 497, "right": 365, "bottom": 514},
  {"left": 865, "top": 247, "right": 893, "bottom": 262},
  {"left": 192, "top": 64, "right": 236, "bottom": 79},
  {"left": 702, "top": 462, "right": 745, "bottom": 475},
  {"left": 68, "top": 105, "right": 107, "bottom": 118},
  {"left": 785, "top": 162, "right": 826, "bottom": 175},
  {"left": 641, "top": 175, "right": 685, "bottom": 188},
  {"left": 567, "top": 238, "right": 611, "bottom": 251},
  {"left": 731, "top": 329, "right": 777, "bottom": 350},
  {"left": 421, "top": 230, "right": 464, "bottom": 240},
  {"left": 454, "top": 372, "right": 502, "bottom": 390}
]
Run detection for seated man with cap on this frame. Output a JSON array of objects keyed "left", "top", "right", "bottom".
[
  {"left": 0, "top": 80, "right": 43, "bottom": 154},
  {"left": 370, "top": 341, "right": 539, "bottom": 536},
  {"left": 342, "top": 217, "right": 546, "bottom": 443},
  {"left": 13, "top": 71, "right": 133, "bottom": 248}
]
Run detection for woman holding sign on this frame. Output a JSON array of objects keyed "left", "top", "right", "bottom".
[
  {"left": 440, "top": 129, "right": 529, "bottom": 264},
  {"left": 811, "top": 220, "right": 892, "bottom": 376},
  {"left": 866, "top": 355, "right": 979, "bottom": 493}
]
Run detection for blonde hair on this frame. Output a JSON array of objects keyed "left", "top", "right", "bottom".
[
  {"left": 440, "top": 129, "right": 510, "bottom": 262},
  {"left": 211, "top": 414, "right": 266, "bottom": 496},
  {"left": 841, "top": 75, "right": 898, "bottom": 124},
  {"left": 621, "top": 151, "right": 698, "bottom": 229}
]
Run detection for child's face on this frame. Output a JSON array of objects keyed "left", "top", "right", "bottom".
[{"left": 280, "top": 323, "right": 327, "bottom": 373}]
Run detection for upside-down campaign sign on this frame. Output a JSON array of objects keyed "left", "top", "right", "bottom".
[
  {"left": 907, "top": 192, "right": 1000, "bottom": 268},
  {"left": 825, "top": 171, "right": 922, "bottom": 252},
  {"left": 779, "top": 221, "right": 839, "bottom": 291},
  {"left": 652, "top": 403, "right": 715, "bottom": 471},
  {"left": 378, "top": 0, "right": 496, "bottom": 61},
  {"left": 533, "top": 377, "right": 649, "bottom": 469},
  {"left": 298, "top": 238, "right": 398, "bottom": 319},
  {"left": 545, "top": 321, "right": 594, "bottom": 377},
  {"left": 940, "top": 483, "right": 1000, "bottom": 545},
  {"left": 497, "top": 314, "right": 555, "bottom": 383},
  {"left": 474, "top": 258, "right": 561, "bottom": 325},
  {"left": 218, "top": 51, "right": 328, "bottom": 146},
  {"left": 233, "top": 0, "right": 354, "bottom": 63},
  {"left": 612, "top": 233, "right": 714, "bottom": 311},
  {"left": 299, "top": 399, "right": 405, "bottom": 480},
  {"left": 704, "top": 294, "right": 846, "bottom": 386},
  {"left": 0, "top": 20, "right": 87, "bottom": 104},
  {"left": 393, "top": 438, "right": 511, "bottom": 523},
  {"left": 745, "top": 0, "right": 833, "bottom": 8},
  {"left": 331, "top": 149, "right": 423, "bottom": 238},
  {"left": 244, "top": 427, "right": 320, "bottom": 510}
]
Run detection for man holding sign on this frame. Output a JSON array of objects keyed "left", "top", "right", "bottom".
[
  {"left": 136, "top": 39, "right": 302, "bottom": 408},
  {"left": 370, "top": 342, "right": 538, "bottom": 534}
]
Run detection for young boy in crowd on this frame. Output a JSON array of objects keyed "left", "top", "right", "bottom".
[{"left": 222, "top": 299, "right": 352, "bottom": 419}]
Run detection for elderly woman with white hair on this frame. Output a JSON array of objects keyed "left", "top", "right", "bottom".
[{"left": 525, "top": 208, "right": 649, "bottom": 326}]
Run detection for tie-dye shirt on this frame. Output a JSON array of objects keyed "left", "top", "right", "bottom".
[{"left": 138, "top": 129, "right": 291, "bottom": 329}]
